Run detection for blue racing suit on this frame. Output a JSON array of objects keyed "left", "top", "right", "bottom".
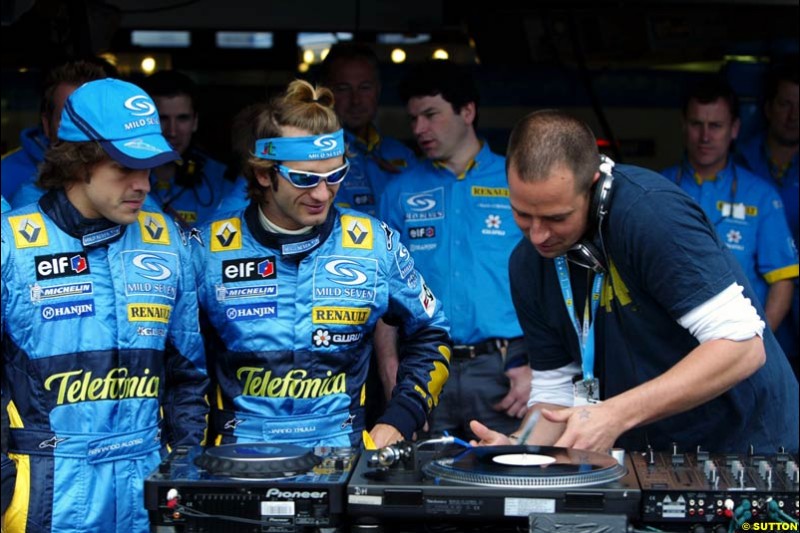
[
  {"left": 335, "top": 126, "right": 417, "bottom": 217},
  {"left": 1, "top": 127, "right": 48, "bottom": 200},
  {"left": 193, "top": 203, "right": 451, "bottom": 448},
  {"left": 1, "top": 190, "right": 208, "bottom": 533}
]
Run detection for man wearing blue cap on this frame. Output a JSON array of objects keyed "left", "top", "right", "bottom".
[
  {"left": 193, "top": 79, "right": 451, "bottom": 449},
  {"left": 1, "top": 78, "right": 209, "bottom": 533}
]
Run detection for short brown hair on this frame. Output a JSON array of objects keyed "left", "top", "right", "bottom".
[
  {"left": 246, "top": 79, "right": 340, "bottom": 200},
  {"left": 41, "top": 59, "right": 115, "bottom": 124},
  {"left": 37, "top": 141, "right": 108, "bottom": 190},
  {"left": 506, "top": 109, "right": 599, "bottom": 193}
]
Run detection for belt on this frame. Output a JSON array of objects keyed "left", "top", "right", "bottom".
[
  {"left": 451, "top": 339, "right": 508, "bottom": 359},
  {"left": 9, "top": 425, "right": 161, "bottom": 463}
]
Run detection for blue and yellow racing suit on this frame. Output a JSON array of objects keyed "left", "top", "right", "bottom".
[
  {"left": 1, "top": 190, "right": 208, "bottom": 533},
  {"left": 193, "top": 203, "right": 451, "bottom": 448}
]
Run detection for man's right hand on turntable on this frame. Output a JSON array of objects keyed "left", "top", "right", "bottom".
[{"left": 468, "top": 420, "right": 512, "bottom": 446}]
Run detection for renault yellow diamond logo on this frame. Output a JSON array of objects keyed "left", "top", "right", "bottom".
[
  {"left": 341, "top": 215, "right": 372, "bottom": 249},
  {"left": 138, "top": 211, "right": 170, "bottom": 245},
  {"left": 9, "top": 213, "right": 49, "bottom": 248},
  {"left": 19, "top": 218, "right": 41, "bottom": 242},
  {"left": 145, "top": 217, "right": 163, "bottom": 240},
  {"left": 211, "top": 218, "right": 242, "bottom": 252}
]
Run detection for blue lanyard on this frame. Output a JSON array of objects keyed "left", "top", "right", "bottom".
[{"left": 554, "top": 256, "right": 604, "bottom": 381}]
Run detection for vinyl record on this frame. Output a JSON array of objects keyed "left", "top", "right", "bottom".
[
  {"left": 422, "top": 445, "right": 626, "bottom": 488},
  {"left": 195, "top": 442, "right": 321, "bottom": 479}
]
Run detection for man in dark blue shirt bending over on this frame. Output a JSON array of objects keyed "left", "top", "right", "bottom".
[{"left": 473, "top": 110, "right": 798, "bottom": 453}]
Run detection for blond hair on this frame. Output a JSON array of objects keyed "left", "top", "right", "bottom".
[{"left": 246, "top": 80, "right": 340, "bottom": 199}]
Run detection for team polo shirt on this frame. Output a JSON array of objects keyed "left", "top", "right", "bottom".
[
  {"left": 379, "top": 142, "right": 523, "bottom": 345},
  {"left": 661, "top": 159, "right": 798, "bottom": 306},
  {"left": 335, "top": 126, "right": 417, "bottom": 217}
]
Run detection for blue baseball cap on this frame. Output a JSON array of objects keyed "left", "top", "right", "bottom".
[{"left": 58, "top": 78, "right": 179, "bottom": 169}]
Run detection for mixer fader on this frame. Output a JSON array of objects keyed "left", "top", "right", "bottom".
[{"left": 632, "top": 447, "right": 799, "bottom": 528}]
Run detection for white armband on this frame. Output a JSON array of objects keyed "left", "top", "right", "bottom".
[
  {"left": 529, "top": 361, "right": 580, "bottom": 408},
  {"left": 677, "top": 283, "right": 765, "bottom": 343}
]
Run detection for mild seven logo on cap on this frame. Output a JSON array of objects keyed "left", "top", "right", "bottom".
[{"left": 124, "top": 95, "right": 157, "bottom": 116}]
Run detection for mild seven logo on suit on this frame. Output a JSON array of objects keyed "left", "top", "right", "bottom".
[
  {"left": 313, "top": 256, "right": 377, "bottom": 303},
  {"left": 403, "top": 189, "right": 444, "bottom": 221},
  {"left": 122, "top": 251, "right": 178, "bottom": 300},
  {"left": 223, "top": 257, "right": 277, "bottom": 282}
]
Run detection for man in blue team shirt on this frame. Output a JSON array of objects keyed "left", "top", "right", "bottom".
[
  {"left": 321, "top": 42, "right": 417, "bottom": 217},
  {"left": 141, "top": 70, "right": 230, "bottom": 227},
  {"left": 473, "top": 110, "right": 798, "bottom": 454},
  {"left": 662, "top": 77, "right": 798, "bottom": 373},
  {"left": 738, "top": 64, "right": 799, "bottom": 246},
  {"left": 4, "top": 59, "right": 113, "bottom": 206},
  {"left": 737, "top": 64, "right": 799, "bottom": 367},
  {"left": 379, "top": 60, "right": 531, "bottom": 441}
]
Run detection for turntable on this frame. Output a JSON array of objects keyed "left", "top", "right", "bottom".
[
  {"left": 346, "top": 439, "right": 640, "bottom": 530},
  {"left": 145, "top": 443, "right": 357, "bottom": 533}
]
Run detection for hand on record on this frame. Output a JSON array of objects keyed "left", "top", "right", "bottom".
[
  {"left": 369, "top": 423, "right": 403, "bottom": 449},
  {"left": 542, "top": 404, "right": 623, "bottom": 453},
  {"left": 468, "top": 420, "right": 511, "bottom": 447},
  {"left": 493, "top": 365, "right": 532, "bottom": 418}
]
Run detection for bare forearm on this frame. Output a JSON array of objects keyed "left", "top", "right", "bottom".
[
  {"left": 373, "top": 320, "right": 400, "bottom": 401},
  {"left": 764, "top": 279, "right": 794, "bottom": 331},
  {"left": 605, "top": 337, "right": 765, "bottom": 432},
  {"left": 517, "top": 403, "right": 567, "bottom": 445}
]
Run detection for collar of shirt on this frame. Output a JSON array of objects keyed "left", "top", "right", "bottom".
[
  {"left": 762, "top": 139, "right": 797, "bottom": 184},
  {"left": 682, "top": 156, "right": 735, "bottom": 189},
  {"left": 243, "top": 200, "right": 336, "bottom": 261},
  {"left": 346, "top": 125, "right": 382, "bottom": 154},
  {"left": 39, "top": 188, "right": 125, "bottom": 248},
  {"left": 430, "top": 140, "right": 487, "bottom": 180}
]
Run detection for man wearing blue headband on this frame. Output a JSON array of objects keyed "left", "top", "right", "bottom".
[
  {"left": 1, "top": 78, "right": 209, "bottom": 533},
  {"left": 193, "top": 79, "right": 451, "bottom": 449}
]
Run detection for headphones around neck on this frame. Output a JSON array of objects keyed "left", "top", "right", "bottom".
[
  {"left": 565, "top": 155, "right": 615, "bottom": 273},
  {"left": 175, "top": 152, "right": 205, "bottom": 188}
]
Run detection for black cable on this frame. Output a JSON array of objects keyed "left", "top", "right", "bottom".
[
  {"left": 173, "top": 504, "right": 267, "bottom": 526},
  {"left": 566, "top": 8, "right": 623, "bottom": 163}
]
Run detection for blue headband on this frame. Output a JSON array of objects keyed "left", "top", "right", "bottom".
[{"left": 254, "top": 129, "right": 345, "bottom": 161}]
